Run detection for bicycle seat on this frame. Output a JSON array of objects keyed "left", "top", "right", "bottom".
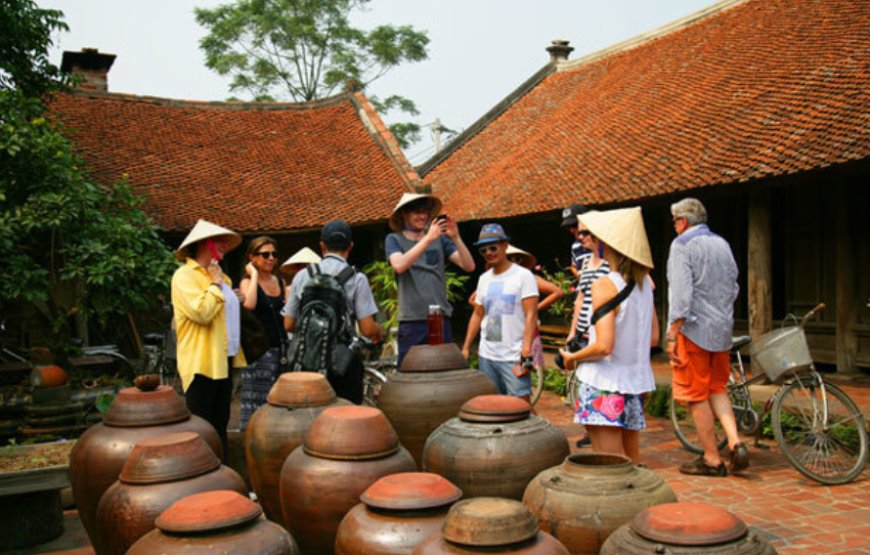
[
  {"left": 143, "top": 333, "right": 165, "bottom": 346},
  {"left": 731, "top": 335, "right": 752, "bottom": 351}
]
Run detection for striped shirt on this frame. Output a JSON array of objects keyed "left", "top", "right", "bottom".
[{"left": 575, "top": 258, "right": 611, "bottom": 335}]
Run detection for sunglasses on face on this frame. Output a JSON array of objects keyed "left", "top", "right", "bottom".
[
  {"left": 507, "top": 255, "right": 524, "bottom": 263},
  {"left": 478, "top": 245, "right": 499, "bottom": 255},
  {"left": 577, "top": 230, "right": 592, "bottom": 238},
  {"left": 255, "top": 251, "right": 278, "bottom": 259}
]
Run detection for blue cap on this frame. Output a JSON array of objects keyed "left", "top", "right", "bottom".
[
  {"left": 474, "top": 223, "right": 509, "bottom": 246},
  {"left": 321, "top": 220, "right": 352, "bottom": 250}
]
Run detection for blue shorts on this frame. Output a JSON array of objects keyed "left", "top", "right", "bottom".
[
  {"left": 478, "top": 357, "right": 531, "bottom": 397},
  {"left": 397, "top": 320, "right": 453, "bottom": 368}
]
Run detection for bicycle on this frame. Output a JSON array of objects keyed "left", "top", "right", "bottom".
[
  {"left": 141, "top": 301, "right": 183, "bottom": 393},
  {"left": 670, "top": 304, "right": 868, "bottom": 485}
]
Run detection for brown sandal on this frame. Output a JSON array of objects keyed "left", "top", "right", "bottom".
[
  {"left": 679, "top": 457, "right": 728, "bottom": 477},
  {"left": 724, "top": 442, "right": 750, "bottom": 472}
]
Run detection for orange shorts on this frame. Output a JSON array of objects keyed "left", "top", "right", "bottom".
[{"left": 671, "top": 334, "right": 730, "bottom": 402}]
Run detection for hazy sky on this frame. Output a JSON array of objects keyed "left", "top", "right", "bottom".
[{"left": 40, "top": 0, "right": 714, "bottom": 163}]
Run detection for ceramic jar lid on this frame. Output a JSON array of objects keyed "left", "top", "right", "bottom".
[
  {"left": 304, "top": 406, "right": 400, "bottom": 460},
  {"left": 400, "top": 344, "right": 469, "bottom": 373},
  {"left": 120, "top": 432, "right": 221, "bottom": 484},
  {"left": 361, "top": 472, "right": 462, "bottom": 511},
  {"left": 631, "top": 502, "right": 748, "bottom": 546},
  {"left": 155, "top": 490, "right": 262, "bottom": 533},
  {"left": 458, "top": 395, "right": 531, "bottom": 423},
  {"left": 267, "top": 372, "right": 337, "bottom": 407},
  {"left": 104, "top": 384, "right": 190, "bottom": 427},
  {"left": 442, "top": 498, "right": 539, "bottom": 547}
]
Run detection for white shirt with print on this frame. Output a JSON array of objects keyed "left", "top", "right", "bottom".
[{"left": 474, "top": 264, "right": 539, "bottom": 362}]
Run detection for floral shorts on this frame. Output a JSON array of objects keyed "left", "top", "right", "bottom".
[{"left": 574, "top": 381, "right": 646, "bottom": 430}]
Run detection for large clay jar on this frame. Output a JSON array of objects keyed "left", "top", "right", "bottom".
[
  {"left": 523, "top": 453, "right": 677, "bottom": 555},
  {"left": 412, "top": 497, "right": 570, "bottom": 555},
  {"left": 94, "top": 432, "right": 247, "bottom": 555},
  {"left": 336, "top": 472, "right": 462, "bottom": 555},
  {"left": 601, "top": 503, "right": 778, "bottom": 555},
  {"left": 246, "top": 372, "right": 351, "bottom": 522},
  {"left": 422, "top": 395, "right": 569, "bottom": 500},
  {"left": 280, "top": 405, "right": 416, "bottom": 555},
  {"left": 378, "top": 344, "right": 498, "bottom": 467},
  {"left": 127, "top": 490, "right": 300, "bottom": 555},
  {"left": 69, "top": 384, "right": 221, "bottom": 547}
]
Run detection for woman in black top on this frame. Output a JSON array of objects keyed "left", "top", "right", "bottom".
[{"left": 239, "top": 236, "right": 286, "bottom": 430}]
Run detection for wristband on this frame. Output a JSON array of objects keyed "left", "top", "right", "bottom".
[{"left": 666, "top": 336, "right": 677, "bottom": 343}]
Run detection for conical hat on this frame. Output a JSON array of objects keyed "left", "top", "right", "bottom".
[
  {"left": 578, "top": 207, "right": 653, "bottom": 269},
  {"left": 389, "top": 193, "right": 442, "bottom": 231},
  {"left": 280, "top": 247, "right": 322, "bottom": 277},
  {"left": 505, "top": 245, "right": 537, "bottom": 270},
  {"left": 176, "top": 219, "right": 242, "bottom": 255}
]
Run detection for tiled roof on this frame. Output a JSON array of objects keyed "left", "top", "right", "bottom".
[
  {"left": 422, "top": 0, "right": 870, "bottom": 221},
  {"left": 51, "top": 90, "right": 419, "bottom": 233}
]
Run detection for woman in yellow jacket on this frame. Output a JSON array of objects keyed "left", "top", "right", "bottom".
[{"left": 171, "top": 220, "right": 246, "bottom": 457}]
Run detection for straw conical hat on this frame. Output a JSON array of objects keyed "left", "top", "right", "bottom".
[
  {"left": 280, "top": 247, "right": 322, "bottom": 277},
  {"left": 578, "top": 207, "right": 653, "bottom": 268},
  {"left": 505, "top": 245, "right": 537, "bottom": 270},
  {"left": 389, "top": 193, "right": 442, "bottom": 231},
  {"left": 176, "top": 219, "right": 241, "bottom": 257}
]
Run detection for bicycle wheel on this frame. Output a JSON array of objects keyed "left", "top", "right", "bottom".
[
  {"left": 362, "top": 367, "right": 387, "bottom": 407},
  {"left": 529, "top": 365, "right": 544, "bottom": 407},
  {"left": 566, "top": 370, "right": 579, "bottom": 411},
  {"left": 159, "top": 358, "right": 184, "bottom": 394},
  {"left": 772, "top": 379, "right": 868, "bottom": 485},
  {"left": 670, "top": 396, "right": 729, "bottom": 454}
]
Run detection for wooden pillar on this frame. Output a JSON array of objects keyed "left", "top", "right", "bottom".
[
  {"left": 747, "top": 191, "right": 772, "bottom": 341},
  {"left": 835, "top": 184, "right": 858, "bottom": 373}
]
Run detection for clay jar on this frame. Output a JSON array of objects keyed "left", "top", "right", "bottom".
[
  {"left": 377, "top": 344, "right": 498, "bottom": 467},
  {"left": 94, "top": 432, "right": 247, "bottom": 555},
  {"left": 422, "top": 395, "right": 569, "bottom": 500},
  {"left": 246, "top": 372, "right": 351, "bottom": 522},
  {"left": 127, "top": 490, "right": 300, "bottom": 555},
  {"left": 523, "top": 453, "right": 677, "bottom": 555},
  {"left": 69, "top": 384, "right": 221, "bottom": 547},
  {"left": 280, "top": 405, "right": 416, "bottom": 555},
  {"left": 601, "top": 502, "right": 777, "bottom": 555},
  {"left": 412, "top": 497, "right": 570, "bottom": 555},
  {"left": 335, "top": 472, "right": 462, "bottom": 555}
]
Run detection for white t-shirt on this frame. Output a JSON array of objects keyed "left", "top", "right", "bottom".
[{"left": 475, "top": 264, "right": 539, "bottom": 362}]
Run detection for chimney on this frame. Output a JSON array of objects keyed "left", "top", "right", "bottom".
[
  {"left": 61, "top": 48, "right": 116, "bottom": 91},
  {"left": 546, "top": 40, "right": 574, "bottom": 63}
]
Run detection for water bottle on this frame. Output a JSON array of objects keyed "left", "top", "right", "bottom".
[{"left": 427, "top": 305, "right": 444, "bottom": 345}]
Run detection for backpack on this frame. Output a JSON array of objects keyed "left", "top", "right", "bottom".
[{"left": 286, "top": 264, "right": 356, "bottom": 378}]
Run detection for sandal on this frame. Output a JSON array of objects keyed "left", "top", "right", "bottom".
[
  {"left": 724, "top": 442, "right": 750, "bottom": 472},
  {"left": 679, "top": 457, "right": 728, "bottom": 477}
]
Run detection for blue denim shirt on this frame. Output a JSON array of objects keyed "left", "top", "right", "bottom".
[{"left": 667, "top": 224, "right": 739, "bottom": 352}]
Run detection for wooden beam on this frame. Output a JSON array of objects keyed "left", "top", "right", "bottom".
[
  {"left": 748, "top": 191, "right": 772, "bottom": 341},
  {"left": 835, "top": 184, "right": 858, "bottom": 373}
]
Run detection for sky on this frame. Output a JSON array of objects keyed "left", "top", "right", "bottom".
[{"left": 40, "top": 0, "right": 715, "bottom": 164}]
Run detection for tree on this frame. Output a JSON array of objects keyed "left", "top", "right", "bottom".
[
  {"left": 195, "top": 0, "right": 429, "bottom": 148},
  {"left": 0, "top": 0, "right": 176, "bottom": 359}
]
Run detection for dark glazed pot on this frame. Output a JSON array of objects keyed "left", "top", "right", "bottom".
[
  {"left": 68, "top": 384, "right": 221, "bottom": 548},
  {"left": 600, "top": 502, "right": 778, "bottom": 555},
  {"left": 422, "top": 395, "right": 569, "bottom": 500},
  {"left": 335, "top": 472, "right": 462, "bottom": 555},
  {"left": 127, "top": 490, "right": 299, "bottom": 555},
  {"left": 377, "top": 344, "right": 498, "bottom": 467},
  {"left": 94, "top": 432, "right": 247, "bottom": 555},
  {"left": 280, "top": 406, "right": 416, "bottom": 555},
  {"left": 523, "top": 453, "right": 677, "bottom": 555},
  {"left": 246, "top": 372, "right": 350, "bottom": 522},
  {"left": 412, "top": 497, "right": 569, "bottom": 555}
]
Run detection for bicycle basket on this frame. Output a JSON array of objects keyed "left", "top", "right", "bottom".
[{"left": 749, "top": 326, "right": 812, "bottom": 382}]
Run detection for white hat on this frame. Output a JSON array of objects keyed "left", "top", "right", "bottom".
[
  {"left": 176, "top": 219, "right": 241, "bottom": 260},
  {"left": 505, "top": 244, "right": 537, "bottom": 270},
  {"left": 389, "top": 193, "right": 442, "bottom": 232},
  {"left": 578, "top": 207, "right": 653, "bottom": 269},
  {"left": 280, "top": 247, "right": 322, "bottom": 277}
]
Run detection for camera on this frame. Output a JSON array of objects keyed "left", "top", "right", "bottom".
[{"left": 555, "top": 336, "right": 587, "bottom": 370}]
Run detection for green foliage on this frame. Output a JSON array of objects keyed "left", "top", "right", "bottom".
[
  {"left": 644, "top": 384, "right": 673, "bottom": 417},
  {"left": 95, "top": 393, "right": 114, "bottom": 414},
  {"left": 0, "top": 0, "right": 69, "bottom": 97},
  {"left": 542, "top": 367, "right": 568, "bottom": 397},
  {"left": 195, "top": 0, "right": 429, "bottom": 147},
  {"left": 540, "top": 262, "right": 576, "bottom": 323}
]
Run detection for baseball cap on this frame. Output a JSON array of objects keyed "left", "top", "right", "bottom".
[
  {"left": 321, "top": 220, "right": 352, "bottom": 250},
  {"left": 560, "top": 203, "right": 588, "bottom": 228}
]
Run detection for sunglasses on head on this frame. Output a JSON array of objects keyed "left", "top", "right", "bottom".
[
  {"left": 478, "top": 244, "right": 499, "bottom": 255},
  {"left": 255, "top": 251, "right": 278, "bottom": 259}
]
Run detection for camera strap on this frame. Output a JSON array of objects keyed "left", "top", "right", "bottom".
[{"left": 590, "top": 281, "right": 636, "bottom": 326}]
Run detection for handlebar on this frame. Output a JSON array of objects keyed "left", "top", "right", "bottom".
[{"left": 800, "top": 303, "right": 825, "bottom": 329}]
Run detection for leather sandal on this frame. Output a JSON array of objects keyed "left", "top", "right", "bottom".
[
  {"left": 679, "top": 456, "right": 728, "bottom": 477},
  {"left": 724, "top": 442, "right": 750, "bottom": 472}
]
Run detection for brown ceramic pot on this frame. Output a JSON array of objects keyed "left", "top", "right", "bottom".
[
  {"left": 377, "top": 344, "right": 498, "bottom": 467},
  {"left": 336, "top": 472, "right": 462, "bottom": 555},
  {"left": 246, "top": 372, "right": 350, "bottom": 522},
  {"left": 127, "top": 490, "right": 299, "bottom": 555},
  {"left": 600, "top": 502, "right": 778, "bottom": 555},
  {"left": 422, "top": 395, "right": 569, "bottom": 500},
  {"left": 280, "top": 406, "right": 416, "bottom": 555},
  {"left": 94, "top": 432, "right": 247, "bottom": 555},
  {"left": 412, "top": 498, "right": 570, "bottom": 555},
  {"left": 68, "top": 384, "right": 221, "bottom": 548},
  {"left": 523, "top": 453, "right": 677, "bottom": 555}
]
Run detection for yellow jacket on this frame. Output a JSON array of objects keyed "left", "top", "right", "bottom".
[{"left": 171, "top": 258, "right": 246, "bottom": 391}]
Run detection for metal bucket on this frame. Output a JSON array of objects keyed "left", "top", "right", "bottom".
[{"left": 749, "top": 326, "right": 812, "bottom": 382}]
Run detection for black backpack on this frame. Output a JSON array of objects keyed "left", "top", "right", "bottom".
[{"left": 286, "top": 264, "right": 356, "bottom": 378}]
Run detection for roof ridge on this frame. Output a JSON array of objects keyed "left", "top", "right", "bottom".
[{"left": 67, "top": 88, "right": 353, "bottom": 111}]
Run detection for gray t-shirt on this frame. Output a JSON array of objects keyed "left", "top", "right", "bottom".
[{"left": 385, "top": 233, "right": 458, "bottom": 321}]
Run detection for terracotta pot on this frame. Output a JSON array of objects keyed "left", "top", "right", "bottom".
[
  {"left": 94, "top": 432, "right": 247, "bottom": 555},
  {"left": 423, "top": 395, "right": 569, "bottom": 500},
  {"left": 523, "top": 453, "right": 677, "bottom": 555},
  {"left": 378, "top": 344, "right": 498, "bottom": 467},
  {"left": 128, "top": 490, "right": 299, "bottom": 555},
  {"left": 601, "top": 502, "right": 777, "bottom": 555},
  {"left": 280, "top": 406, "right": 416, "bottom": 555},
  {"left": 246, "top": 372, "right": 350, "bottom": 522},
  {"left": 412, "top": 497, "right": 569, "bottom": 555},
  {"left": 30, "top": 365, "right": 68, "bottom": 388},
  {"left": 336, "top": 472, "right": 462, "bottom": 555},
  {"left": 68, "top": 384, "right": 221, "bottom": 548}
]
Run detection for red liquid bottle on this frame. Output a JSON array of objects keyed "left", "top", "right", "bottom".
[{"left": 427, "top": 305, "right": 444, "bottom": 345}]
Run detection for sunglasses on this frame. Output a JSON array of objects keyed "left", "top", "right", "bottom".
[
  {"left": 255, "top": 251, "right": 278, "bottom": 259},
  {"left": 507, "top": 255, "right": 524, "bottom": 263},
  {"left": 577, "top": 230, "right": 592, "bottom": 238},
  {"left": 478, "top": 244, "right": 499, "bottom": 255}
]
